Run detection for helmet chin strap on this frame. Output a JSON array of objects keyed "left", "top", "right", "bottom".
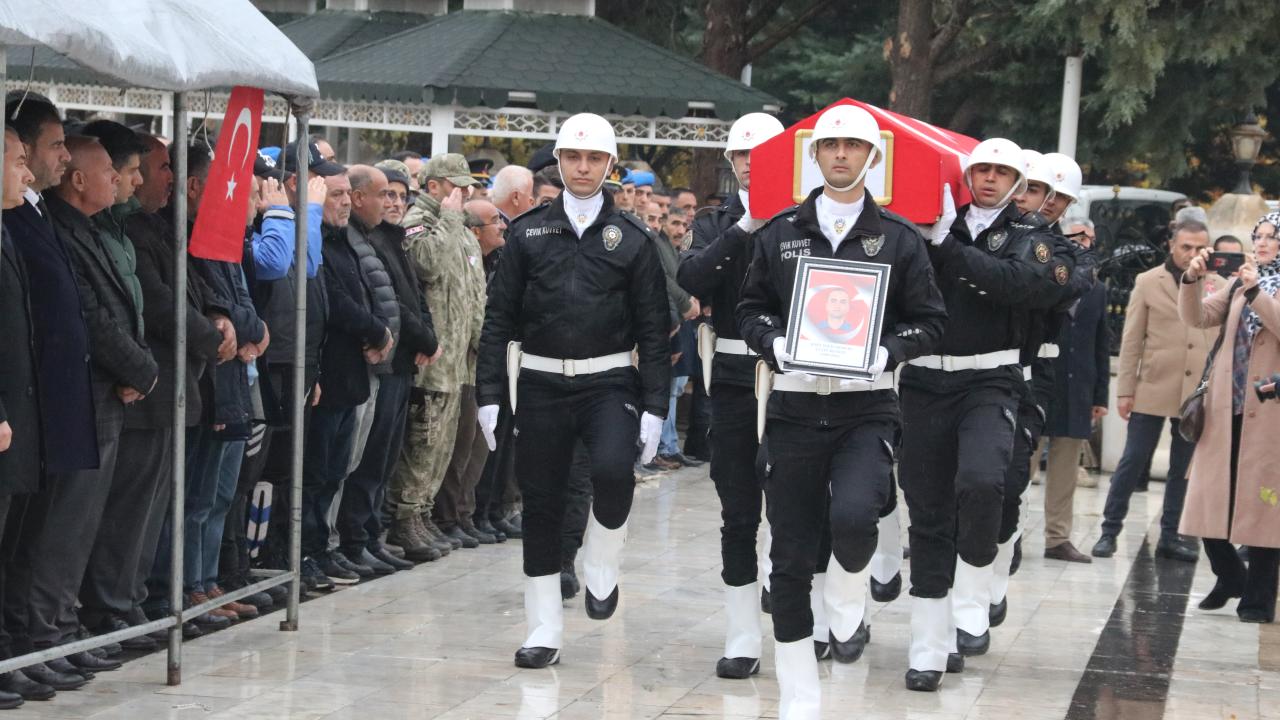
[
  {"left": 558, "top": 157, "right": 612, "bottom": 200},
  {"left": 1036, "top": 189, "right": 1056, "bottom": 214},
  {"left": 817, "top": 148, "right": 877, "bottom": 193},
  {"left": 968, "top": 170, "right": 1024, "bottom": 210}
]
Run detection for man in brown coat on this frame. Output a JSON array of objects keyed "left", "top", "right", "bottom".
[{"left": 1091, "top": 219, "right": 1212, "bottom": 561}]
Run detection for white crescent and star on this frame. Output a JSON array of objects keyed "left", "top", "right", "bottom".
[{"left": 224, "top": 106, "right": 255, "bottom": 200}]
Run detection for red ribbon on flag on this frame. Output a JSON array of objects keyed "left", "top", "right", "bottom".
[{"left": 189, "top": 86, "right": 264, "bottom": 262}]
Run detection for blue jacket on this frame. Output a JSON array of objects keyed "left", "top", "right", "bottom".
[{"left": 253, "top": 203, "right": 322, "bottom": 281}]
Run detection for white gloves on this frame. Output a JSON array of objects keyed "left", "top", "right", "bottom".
[
  {"left": 736, "top": 214, "right": 765, "bottom": 233},
  {"left": 477, "top": 404, "right": 499, "bottom": 451},
  {"left": 866, "top": 346, "right": 890, "bottom": 382},
  {"left": 926, "top": 183, "right": 957, "bottom": 246},
  {"left": 638, "top": 412, "right": 663, "bottom": 464},
  {"left": 771, "top": 336, "right": 793, "bottom": 365}
]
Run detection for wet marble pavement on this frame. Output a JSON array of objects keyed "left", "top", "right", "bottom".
[{"left": 9, "top": 466, "right": 1276, "bottom": 719}]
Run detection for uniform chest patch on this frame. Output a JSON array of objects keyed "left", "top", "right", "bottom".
[
  {"left": 779, "top": 237, "right": 812, "bottom": 261},
  {"left": 987, "top": 229, "right": 1008, "bottom": 252},
  {"left": 862, "top": 234, "right": 885, "bottom": 257},
  {"left": 1054, "top": 263, "right": 1069, "bottom": 285},
  {"left": 405, "top": 225, "right": 426, "bottom": 238},
  {"left": 1034, "top": 241, "right": 1051, "bottom": 263},
  {"left": 525, "top": 227, "right": 563, "bottom": 238},
  {"left": 603, "top": 225, "right": 623, "bottom": 251}
]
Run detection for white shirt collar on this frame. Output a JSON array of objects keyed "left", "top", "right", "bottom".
[
  {"left": 815, "top": 192, "right": 866, "bottom": 251},
  {"left": 23, "top": 188, "right": 42, "bottom": 215},
  {"left": 563, "top": 191, "right": 604, "bottom": 238},
  {"left": 964, "top": 204, "right": 1004, "bottom": 241},
  {"left": 737, "top": 188, "right": 751, "bottom": 216}
]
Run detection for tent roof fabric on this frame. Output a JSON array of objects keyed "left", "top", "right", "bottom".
[
  {"left": 313, "top": 10, "right": 779, "bottom": 120},
  {"left": 0, "top": 0, "right": 318, "bottom": 96}
]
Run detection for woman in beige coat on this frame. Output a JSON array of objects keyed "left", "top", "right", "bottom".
[{"left": 1179, "top": 210, "right": 1280, "bottom": 623}]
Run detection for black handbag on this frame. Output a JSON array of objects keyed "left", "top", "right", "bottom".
[{"left": 1178, "top": 278, "right": 1240, "bottom": 442}]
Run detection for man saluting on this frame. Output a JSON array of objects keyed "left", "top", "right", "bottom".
[{"left": 476, "top": 113, "right": 670, "bottom": 669}]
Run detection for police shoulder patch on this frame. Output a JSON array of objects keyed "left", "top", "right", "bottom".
[
  {"left": 987, "top": 228, "right": 1009, "bottom": 252},
  {"left": 861, "top": 234, "right": 886, "bottom": 257},
  {"left": 1034, "top": 241, "right": 1051, "bottom": 264},
  {"left": 1054, "top": 263, "right": 1069, "bottom": 285}
]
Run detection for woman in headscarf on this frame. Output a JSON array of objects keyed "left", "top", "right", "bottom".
[{"left": 1178, "top": 211, "right": 1280, "bottom": 622}]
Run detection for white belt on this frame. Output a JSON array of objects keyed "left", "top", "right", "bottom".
[
  {"left": 715, "top": 338, "right": 758, "bottom": 356},
  {"left": 771, "top": 373, "right": 896, "bottom": 395},
  {"left": 520, "top": 350, "right": 633, "bottom": 377},
  {"left": 1038, "top": 343, "right": 1060, "bottom": 359},
  {"left": 907, "top": 349, "right": 1022, "bottom": 372}
]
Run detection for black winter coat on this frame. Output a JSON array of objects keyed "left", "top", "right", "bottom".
[
  {"left": 1046, "top": 281, "right": 1111, "bottom": 439},
  {"left": 2, "top": 199, "right": 97, "bottom": 473},
  {"left": 0, "top": 227, "right": 42, "bottom": 494},
  {"left": 678, "top": 193, "right": 754, "bottom": 388},
  {"left": 347, "top": 218, "right": 401, "bottom": 375},
  {"left": 317, "top": 223, "right": 391, "bottom": 408},
  {"left": 191, "top": 254, "right": 264, "bottom": 431},
  {"left": 367, "top": 220, "right": 438, "bottom": 376}
]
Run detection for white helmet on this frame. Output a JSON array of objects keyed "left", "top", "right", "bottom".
[
  {"left": 554, "top": 113, "right": 618, "bottom": 160},
  {"left": 965, "top": 137, "right": 1027, "bottom": 208},
  {"left": 808, "top": 104, "right": 882, "bottom": 192},
  {"left": 1019, "top": 149, "right": 1057, "bottom": 212},
  {"left": 723, "top": 112, "right": 785, "bottom": 162},
  {"left": 1042, "top": 152, "right": 1083, "bottom": 202}
]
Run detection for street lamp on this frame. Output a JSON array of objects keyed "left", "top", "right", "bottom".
[{"left": 1229, "top": 111, "right": 1268, "bottom": 194}]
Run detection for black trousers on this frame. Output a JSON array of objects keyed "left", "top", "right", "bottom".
[
  {"left": 998, "top": 382, "right": 1044, "bottom": 544},
  {"left": 515, "top": 380, "right": 639, "bottom": 578},
  {"left": 81, "top": 426, "right": 173, "bottom": 622},
  {"left": 301, "top": 405, "right": 357, "bottom": 559},
  {"left": 765, "top": 413, "right": 896, "bottom": 642},
  {"left": 339, "top": 373, "right": 410, "bottom": 555},
  {"left": 684, "top": 376, "right": 712, "bottom": 459},
  {"left": 0, "top": 495, "right": 19, "bottom": 659},
  {"left": 220, "top": 422, "right": 270, "bottom": 585},
  {"left": 900, "top": 375, "right": 1018, "bottom": 598},
  {"left": 709, "top": 384, "right": 763, "bottom": 587},
  {"left": 258, "top": 365, "right": 318, "bottom": 569},
  {"left": 560, "top": 441, "right": 593, "bottom": 566},
  {"left": 474, "top": 399, "right": 516, "bottom": 524},
  {"left": 1203, "top": 414, "right": 1280, "bottom": 620}
]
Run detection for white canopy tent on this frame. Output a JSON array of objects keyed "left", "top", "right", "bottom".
[{"left": 0, "top": 0, "right": 317, "bottom": 686}]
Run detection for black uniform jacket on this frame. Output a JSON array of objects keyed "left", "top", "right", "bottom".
[
  {"left": 477, "top": 191, "right": 671, "bottom": 417},
  {"left": 737, "top": 187, "right": 947, "bottom": 426},
  {"left": 678, "top": 192, "right": 756, "bottom": 388},
  {"left": 0, "top": 227, "right": 41, "bottom": 494}
]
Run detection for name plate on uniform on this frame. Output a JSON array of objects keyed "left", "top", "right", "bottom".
[{"left": 780, "top": 256, "right": 891, "bottom": 380}]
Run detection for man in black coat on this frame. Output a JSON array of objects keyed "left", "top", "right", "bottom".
[
  {"left": 2, "top": 94, "right": 99, "bottom": 694},
  {"left": 1042, "top": 220, "right": 1110, "bottom": 561},
  {"left": 80, "top": 134, "right": 230, "bottom": 645},
  {"left": 0, "top": 126, "right": 43, "bottom": 709},
  {"left": 38, "top": 135, "right": 157, "bottom": 673}
]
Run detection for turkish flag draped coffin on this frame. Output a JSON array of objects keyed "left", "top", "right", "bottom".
[
  {"left": 748, "top": 98, "right": 980, "bottom": 225},
  {"left": 189, "top": 86, "right": 265, "bottom": 262}
]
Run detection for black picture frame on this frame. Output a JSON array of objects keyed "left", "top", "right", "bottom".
[{"left": 780, "top": 256, "right": 892, "bottom": 380}]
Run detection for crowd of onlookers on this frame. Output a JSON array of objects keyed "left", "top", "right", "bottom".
[{"left": 0, "top": 89, "right": 717, "bottom": 708}]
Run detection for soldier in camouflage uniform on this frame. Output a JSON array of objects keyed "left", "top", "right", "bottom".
[{"left": 389, "top": 154, "right": 486, "bottom": 556}]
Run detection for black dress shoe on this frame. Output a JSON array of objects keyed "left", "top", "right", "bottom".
[
  {"left": 182, "top": 621, "right": 204, "bottom": 639},
  {"left": 514, "top": 646, "right": 560, "bottom": 668},
  {"left": 1155, "top": 538, "right": 1198, "bottom": 563},
  {"left": 372, "top": 547, "right": 415, "bottom": 571},
  {"left": 68, "top": 651, "right": 121, "bottom": 672},
  {"left": 947, "top": 652, "right": 965, "bottom": 673},
  {"left": 492, "top": 517, "right": 522, "bottom": 539},
  {"left": 99, "top": 615, "right": 156, "bottom": 651},
  {"left": 956, "top": 628, "right": 989, "bottom": 656},
  {"left": 1010, "top": 537, "right": 1023, "bottom": 575},
  {"left": 760, "top": 587, "right": 772, "bottom": 614},
  {"left": 47, "top": 657, "right": 92, "bottom": 680},
  {"left": 715, "top": 656, "right": 760, "bottom": 679},
  {"left": 23, "top": 663, "right": 85, "bottom": 690},
  {"left": 1199, "top": 581, "right": 1244, "bottom": 610},
  {"left": 353, "top": 548, "right": 397, "bottom": 575},
  {"left": 830, "top": 623, "right": 870, "bottom": 663},
  {"left": 0, "top": 687, "right": 21, "bottom": 710},
  {"left": 905, "top": 669, "right": 943, "bottom": 691},
  {"left": 1045, "top": 542, "right": 1093, "bottom": 563},
  {"left": 989, "top": 597, "right": 1008, "bottom": 628},
  {"left": 585, "top": 586, "right": 619, "bottom": 620},
  {"left": 445, "top": 526, "right": 480, "bottom": 549},
  {"left": 475, "top": 518, "right": 506, "bottom": 543},
  {"left": 870, "top": 573, "right": 901, "bottom": 603},
  {"left": 813, "top": 639, "right": 831, "bottom": 661},
  {"left": 1091, "top": 534, "right": 1117, "bottom": 558},
  {"left": 1239, "top": 608, "right": 1273, "bottom": 623},
  {"left": 459, "top": 520, "right": 497, "bottom": 545},
  {"left": 332, "top": 551, "right": 375, "bottom": 578},
  {"left": 0, "top": 670, "right": 53, "bottom": 701}
]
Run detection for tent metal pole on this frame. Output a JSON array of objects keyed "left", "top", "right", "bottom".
[
  {"left": 167, "top": 91, "right": 188, "bottom": 687},
  {"left": 281, "top": 109, "right": 310, "bottom": 632}
]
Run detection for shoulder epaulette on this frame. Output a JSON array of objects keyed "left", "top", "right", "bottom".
[
  {"left": 508, "top": 202, "right": 550, "bottom": 228},
  {"left": 619, "top": 211, "right": 651, "bottom": 235},
  {"left": 759, "top": 204, "right": 800, "bottom": 230}
]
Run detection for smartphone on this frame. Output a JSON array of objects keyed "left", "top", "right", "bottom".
[{"left": 1208, "top": 251, "right": 1245, "bottom": 278}]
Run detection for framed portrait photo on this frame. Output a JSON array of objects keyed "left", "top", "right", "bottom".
[{"left": 781, "top": 257, "right": 892, "bottom": 380}]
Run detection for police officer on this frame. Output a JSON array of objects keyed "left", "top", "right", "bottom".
[
  {"left": 900, "top": 138, "right": 1072, "bottom": 691},
  {"left": 476, "top": 113, "right": 670, "bottom": 669},
  {"left": 677, "top": 112, "right": 784, "bottom": 679},
  {"left": 737, "top": 105, "right": 946, "bottom": 718}
]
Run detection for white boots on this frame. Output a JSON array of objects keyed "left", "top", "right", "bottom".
[
  {"left": 989, "top": 532, "right": 1019, "bottom": 626},
  {"left": 869, "top": 507, "right": 904, "bottom": 601},
  {"left": 823, "top": 556, "right": 871, "bottom": 663},
  {"left": 810, "top": 573, "right": 830, "bottom": 659},
  {"left": 775, "top": 636, "right": 821, "bottom": 719},
  {"left": 718, "top": 583, "right": 763, "bottom": 678},
  {"left": 582, "top": 515, "right": 627, "bottom": 620},
  {"left": 515, "top": 574, "right": 563, "bottom": 668},
  {"left": 951, "top": 557, "right": 993, "bottom": 655},
  {"left": 906, "top": 594, "right": 950, "bottom": 691}
]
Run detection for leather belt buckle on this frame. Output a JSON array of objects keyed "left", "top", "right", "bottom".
[
  {"left": 562, "top": 358, "right": 577, "bottom": 377},
  {"left": 816, "top": 377, "right": 834, "bottom": 396}
]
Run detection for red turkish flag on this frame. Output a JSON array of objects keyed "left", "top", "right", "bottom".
[{"left": 189, "top": 86, "right": 264, "bottom": 262}]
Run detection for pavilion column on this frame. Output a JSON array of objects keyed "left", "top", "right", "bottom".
[{"left": 429, "top": 104, "right": 453, "bottom": 158}]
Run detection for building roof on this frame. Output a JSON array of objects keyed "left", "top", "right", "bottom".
[
  {"left": 314, "top": 10, "right": 779, "bottom": 119},
  {"left": 275, "top": 10, "right": 429, "bottom": 60}
]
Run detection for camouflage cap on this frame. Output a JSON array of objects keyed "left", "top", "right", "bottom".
[
  {"left": 421, "top": 153, "right": 478, "bottom": 188},
  {"left": 375, "top": 159, "right": 411, "bottom": 189}
]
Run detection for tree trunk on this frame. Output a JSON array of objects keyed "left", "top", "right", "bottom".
[
  {"left": 691, "top": 0, "right": 754, "bottom": 202},
  {"left": 886, "top": 0, "right": 934, "bottom": 120}
]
